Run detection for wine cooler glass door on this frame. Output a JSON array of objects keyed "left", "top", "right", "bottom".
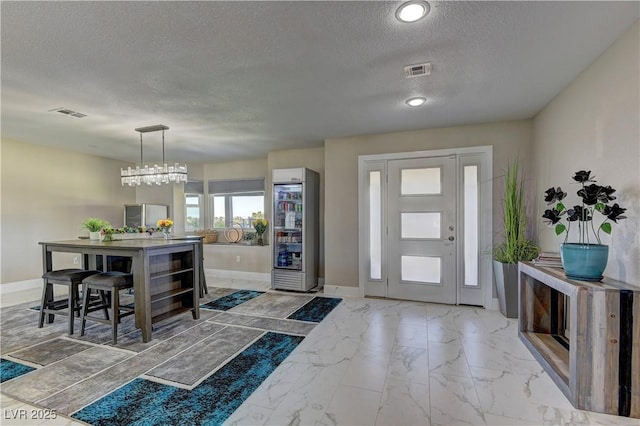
[{"left": 273, "top": 183, "right": 303, "bottom": 270}]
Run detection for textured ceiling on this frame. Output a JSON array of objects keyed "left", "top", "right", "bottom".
[{"left": 1, "top": 1, "right": 638, "bottom": 163}]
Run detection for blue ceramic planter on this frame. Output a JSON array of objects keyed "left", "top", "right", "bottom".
[{"left": 560, "top": 243, "right": 609, "bottom": 282}]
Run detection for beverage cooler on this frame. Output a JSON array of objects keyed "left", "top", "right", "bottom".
[{"left": 272, "top": 168, "right": 319, "bottom": 291}]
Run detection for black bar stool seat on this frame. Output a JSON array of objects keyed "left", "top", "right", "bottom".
[
  {"left": 80, "top": 271, "right": 135, "bottom": 344},
  {"left": 39, "top": 268, "right": 102, "bottom": 335}
]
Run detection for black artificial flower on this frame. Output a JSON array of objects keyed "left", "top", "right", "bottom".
[
  {"left": 567, "top": 205, "right": 591, "bottom": 222},
  {"left": 542, "top": 208, "right": 563, "bottom": 225},
  {"left": 603, "top": 203, "right": 627, "bottom": 223},
  {"left": 572, "top": 170, "right": 594, "bottom": 183},
  {"left": 577, "top": 184, "right": 603, "bottom": 205},
  {"left": 544, "top": 187, "right": 567, "bottom": 204},
  {"left": 597, "top": 185, "right": 617, "bottom": 203}
]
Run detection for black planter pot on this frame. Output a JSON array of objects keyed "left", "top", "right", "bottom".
[{"left": 493, "top": 260, "right": 519, "bottom": 318}]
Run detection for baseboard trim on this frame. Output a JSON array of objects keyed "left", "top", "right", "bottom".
[
  {"left": 0, "top": 278, "right": 41, "bottom": 294},
  {"left": 322, "top": 285, "right": 360, "bottom": 298},
  {"left": 205, "top": 269, "right": 270, "bottom": 282},
  {"left": 486, "top": 297, "right": 500, "bottom": 311}
]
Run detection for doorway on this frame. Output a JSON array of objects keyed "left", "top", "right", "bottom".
[{"left": 357, "top": 146, "right": 492, "bottom": 307}]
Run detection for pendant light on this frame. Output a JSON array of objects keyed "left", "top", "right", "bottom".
[{"left": 120, "top": 124, "right": 188, "bottom": 186}]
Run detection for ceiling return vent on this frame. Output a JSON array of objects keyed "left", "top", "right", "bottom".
[
  {"left": 49, "top": 107, "right": 87, "bottom": 118},
  {"left": 404, "top": 62, "right": 432, "bottom": 78}
]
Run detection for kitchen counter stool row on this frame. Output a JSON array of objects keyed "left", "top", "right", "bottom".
[{"left": 39, "top": 258, "right": 134, "bottom": 344}]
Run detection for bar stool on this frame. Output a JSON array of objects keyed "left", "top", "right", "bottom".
[
  {"left": 38, "top": 268, "right": 102, "bottom": 335},
  {"left": 80, "top": 271, "right": 135, "bottom": 344}
]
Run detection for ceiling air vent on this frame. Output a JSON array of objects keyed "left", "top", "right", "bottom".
[
  {"left": 49, "top": 107, "right": 87, "bottom": 118},
  {"left": 404, "top": 62, "right": 432, "bottom": 78}
]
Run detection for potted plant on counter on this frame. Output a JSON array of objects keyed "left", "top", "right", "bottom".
[
  {"left": 82, "top": 218, "right": 110, "bottom": 240},
  {"left": 253, "top": 218, "right": 268, "bottom": 246},
  {"left": 542, "top": 170, "right": 626, "bottom": 281},
  {"left": 493, "top": 160, "right": 540, "bottom": 318}
]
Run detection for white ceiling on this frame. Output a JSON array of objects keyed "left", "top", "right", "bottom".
[{"left": 2, "top": 1, "right": 638, "bottom": 164}]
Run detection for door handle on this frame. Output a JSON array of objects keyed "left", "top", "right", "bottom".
[{"left": 448, "top": 236, "right": 455, "bottom": 241}]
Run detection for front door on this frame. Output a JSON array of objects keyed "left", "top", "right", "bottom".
[{"left": 387, "top": 156, "right": 457, "bottom": 304}]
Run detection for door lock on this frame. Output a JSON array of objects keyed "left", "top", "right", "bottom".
[{"left": 448, "top": 236, "right": 455, "bottom": 241}]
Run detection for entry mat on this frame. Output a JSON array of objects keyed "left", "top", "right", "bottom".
[{"left": 1, "top": 290, "right": 342, "bottom": 425}]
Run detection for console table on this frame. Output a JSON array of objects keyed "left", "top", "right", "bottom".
[
  {"left": 518, "top": 261, "right": 639, "bottom": 417},
  {"left": 40, "top": 239, "right": 200, "bottom": 342}
]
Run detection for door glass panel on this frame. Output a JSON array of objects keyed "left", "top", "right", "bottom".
[
  {"left": 369, "top": 171, "right": 382, "bottom": 280},
  {"left": 401, "top": 212, "right": 440, "bottom": 239},
  {"left": 464, "top": 166, "right": 478, "bottom": 286},
  {"left": 401, "top": 168, "right": 440, "bottom": 195},
  {"left": 401, "top": 255, "right": 441, "bottom": 283}
]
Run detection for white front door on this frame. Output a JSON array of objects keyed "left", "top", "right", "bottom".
[
  {"left": 358, "top": 147, "right": 492, "bottom": 307},
  {"left": 387, "top": 156, "right": 457, "bottom": 304}
]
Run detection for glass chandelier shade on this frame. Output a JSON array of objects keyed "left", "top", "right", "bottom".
[{"left": 121, "top": 125, "right": 188, "bottom": 186}]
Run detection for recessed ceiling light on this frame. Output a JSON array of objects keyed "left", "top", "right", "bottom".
[
  {"left": 396, "top": 1, "right": 430, "bottom": 23},
  {"left": 406, "top": 97, "right": 427, "bottom": 107}
]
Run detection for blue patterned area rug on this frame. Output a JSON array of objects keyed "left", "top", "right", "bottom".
[
  {"left": 67, "top": 292, "right": 342, "bottom": 426},
  {"left": 2, "top": 290, "right": 342, "bottom": 425},
  {"left": 200, "top": 289, "right": 265, "bottom": 311},
  {"left": 0, "top": 358, "right": 35, "bottom": 383},
  {"left": 72, "top": 332, "right": 303, "bottom": 426},
  {"left": 288, "top": 296, "right": 343, "bottom": 322}
]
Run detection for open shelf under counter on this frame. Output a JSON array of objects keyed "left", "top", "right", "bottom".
[
  {"left": 151, "top": 306, "right": 194, "bottom": 324},
  {"left": 151, "top": 287, "right": 194, "bottom": 304},
  {"left": 150, "top": 267, "right": 194, "bottom": 280},
  {"left": 518, "top": 261, "right": 640, "bottom": 418},
  {"left": 147, "top": 246, "right": 198, "bottom": 326}
]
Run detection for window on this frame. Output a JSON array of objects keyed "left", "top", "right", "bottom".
[
  {"left": 463, "top": 165, "right": 479, "bottom": 286},
  {"left": 208, "top": 178, "right": 265, "bottom": 229},
  {"left": 185, "top": 195, "right": 202, "bottom": 231},
  {"left": 185, "top": 181, "right": 204, "bottom": 232}
]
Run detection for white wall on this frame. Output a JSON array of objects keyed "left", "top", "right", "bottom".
[
  {"left": 532, "top": 21, "right": 639, "bottom": 285},
  {"left": 0, "top": 138, "right": 136, "bottom": 284}
]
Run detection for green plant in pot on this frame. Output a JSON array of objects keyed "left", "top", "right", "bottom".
[
  {"left": 81, "top": 218, "right": 110, "bottom": 240},
  {"left": 542, "top": 170, "right": 626, "bottom": 281},
  {"left": 493, "top": 160, "right": 539, "bottom": 318}
]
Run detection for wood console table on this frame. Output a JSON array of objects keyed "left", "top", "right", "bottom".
[
  {"left": 518, "top": 261, "right": 639, "bottom": 417},
  {"left": 40, "top": 239, "right": 200, "bottom": 342}
]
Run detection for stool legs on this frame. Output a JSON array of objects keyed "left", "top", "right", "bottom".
[
  {"left": 80, "top": 284, "right": 123, "bottom": 344},
  {"left": 38, "top": 279, "right": 79, "bottom": 334},
  {"left": 38, "top": 280, "right": 54, "bottom": 327},
  {"left": 80, "top": 283, "right": 90, "bottom": 338},
  {"left": 111, "top": 288, "right": 119, "bottom": 344},
  {"left": 68, "top": 281, "right": 75, "bottom": 335},
  {"left": 80, "top": 284, "right": 109, "bottom": 337}
]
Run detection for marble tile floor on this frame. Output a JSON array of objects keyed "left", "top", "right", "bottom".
[{"left": 1, "top": 276, "right": 638, "bottom": 426}]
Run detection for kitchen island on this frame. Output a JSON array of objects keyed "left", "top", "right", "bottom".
[{"left": 40, "top": 238, "right": 200, "bottom": 342}]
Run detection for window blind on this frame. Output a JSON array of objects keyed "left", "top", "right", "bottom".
[
  {"left": 208, "top": 177, "right": 265, "bottom": 194},
  {"left": 185, "top": 180, "right": 204, "bottom": 194}
]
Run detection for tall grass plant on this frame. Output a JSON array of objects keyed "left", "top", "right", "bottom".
[{"left": 493, "top": 160, "right": 539, "bottom": 263}]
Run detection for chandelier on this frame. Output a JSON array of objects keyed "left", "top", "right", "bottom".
[{"left": 120, "top": 124, "right": 188, "bottom": 186}]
